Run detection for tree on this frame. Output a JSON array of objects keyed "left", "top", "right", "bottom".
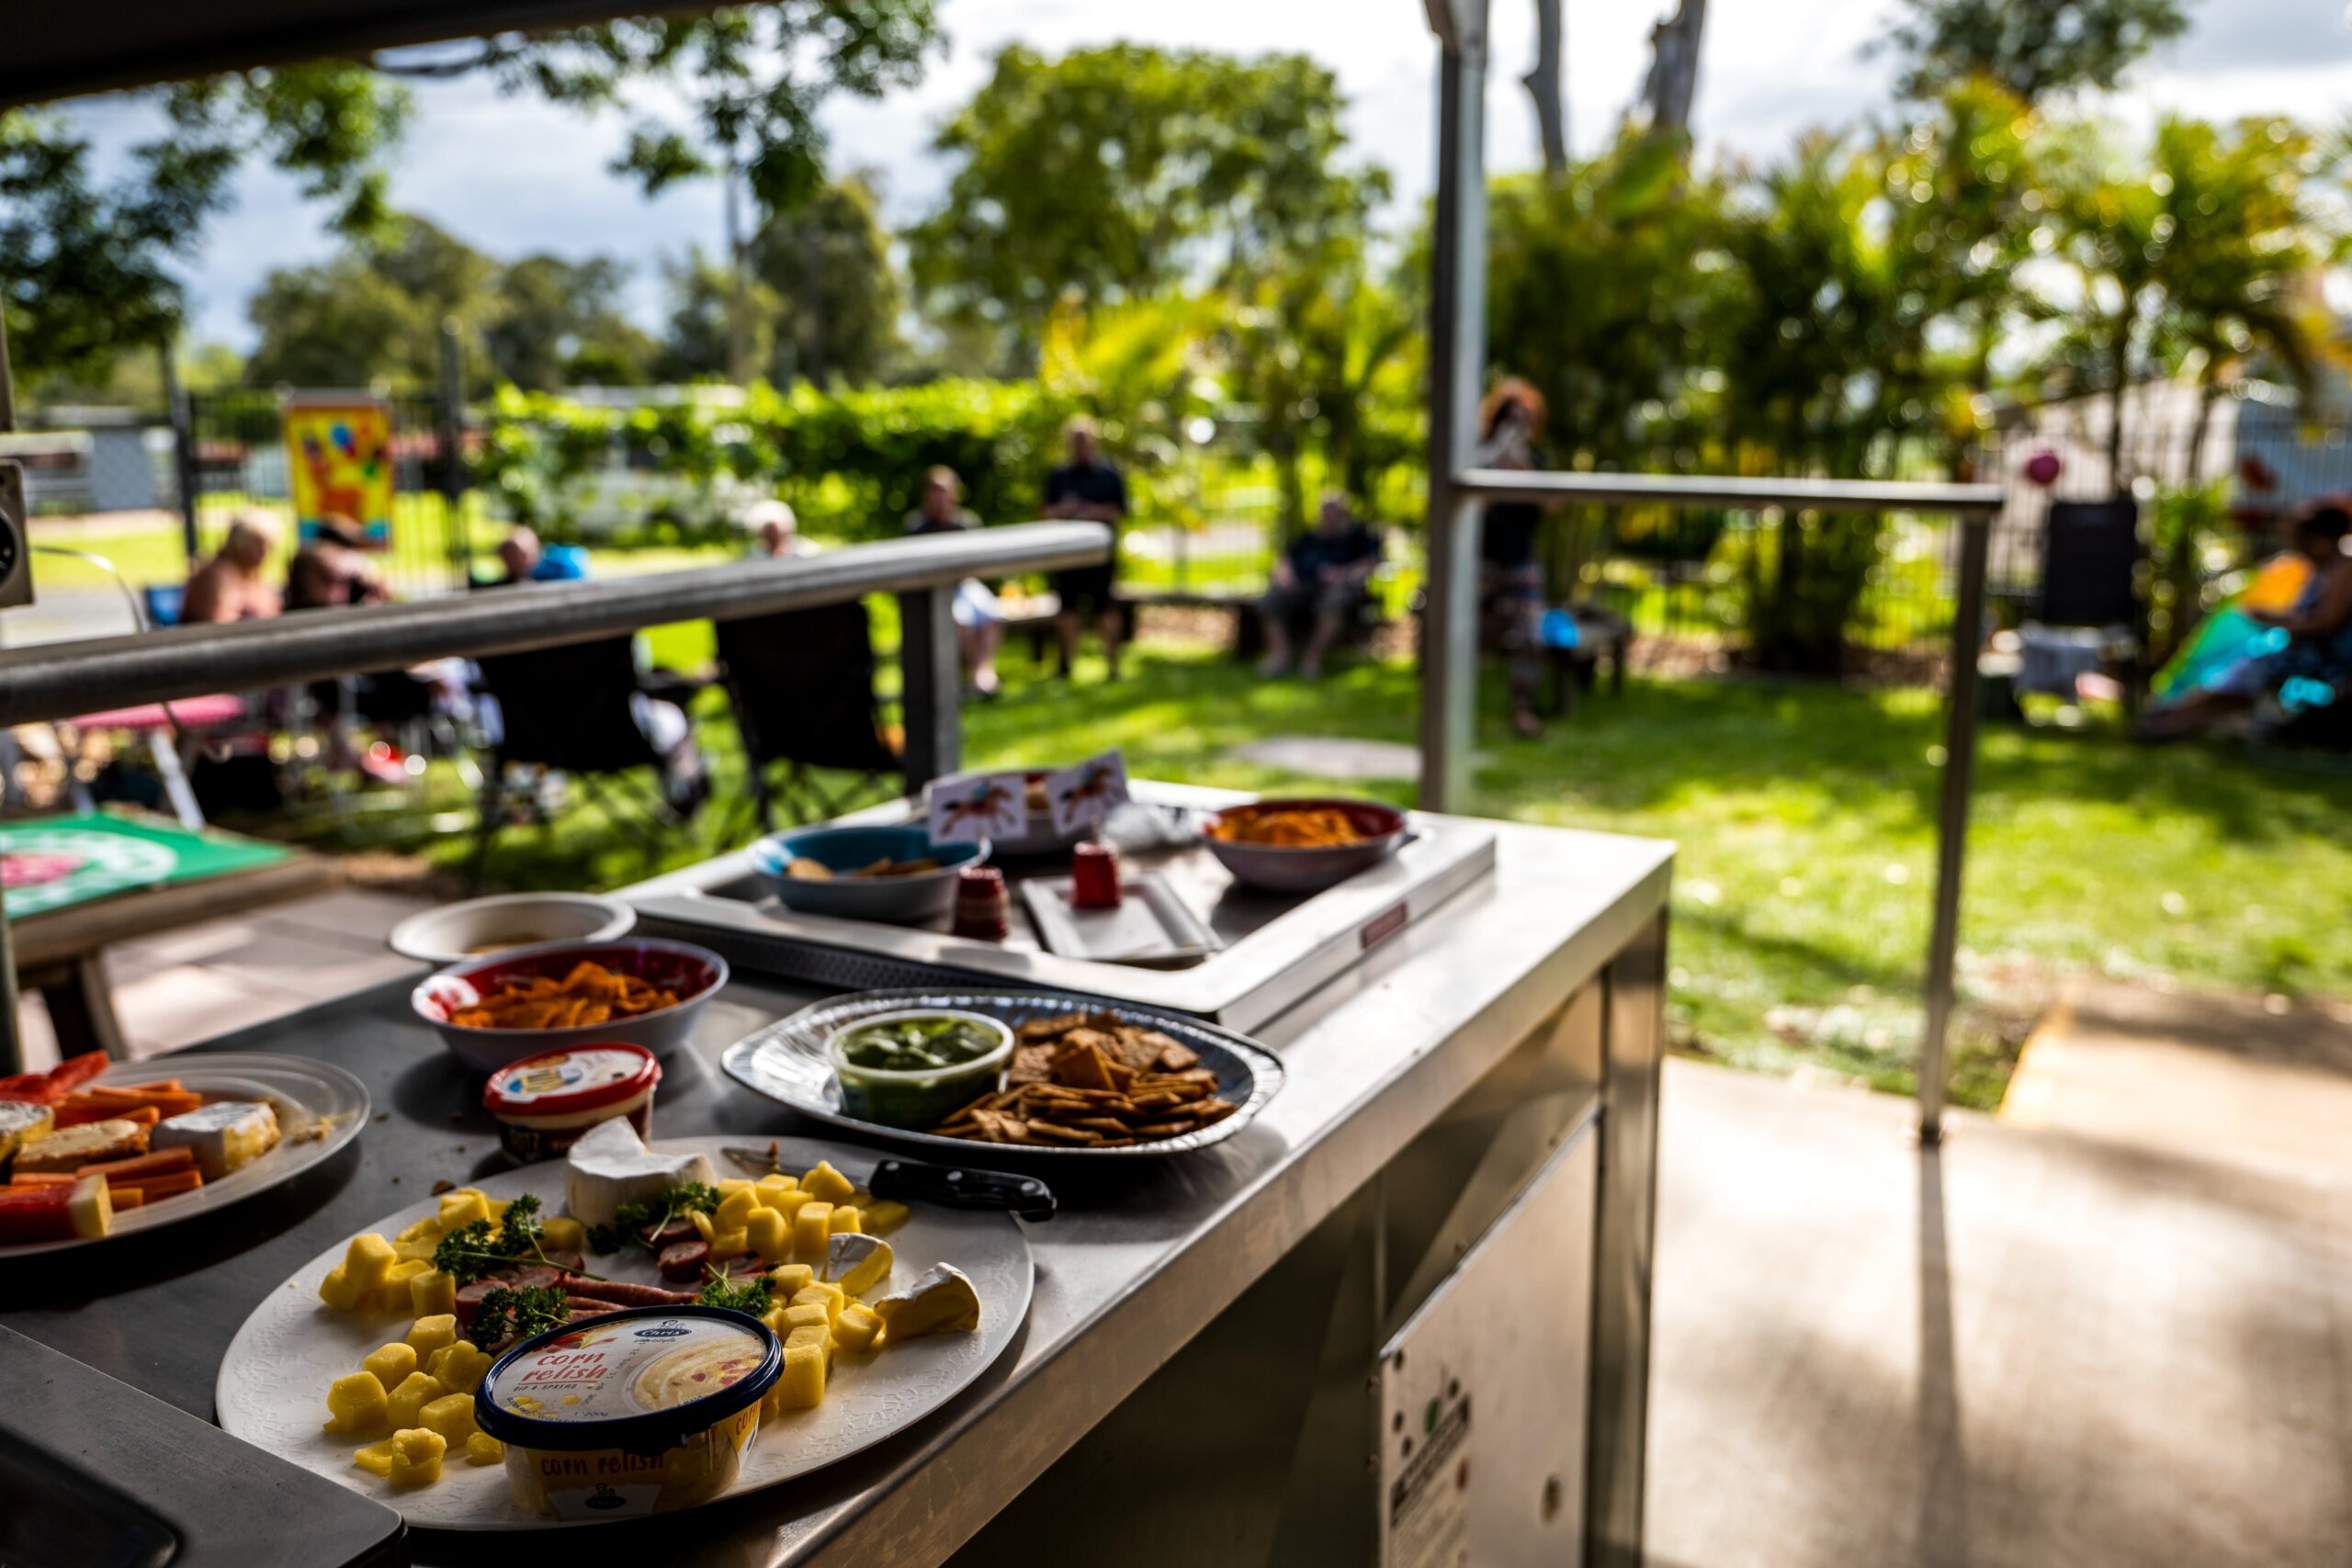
[
  {"left": 246, "top": 217, "right": 499, "bottom": 390},
  {"left": 0, "top": 65, "right": 408, "bottom": 378},
  {"left": 2042, "top": 114, "right": 2343, "bottom": 488},
  {"left": 659, "top": 250, "right": 781, "bottom": 384},
  {"left": 909, "top": 45, "right": 1387, "bottom": 368},
  {"left": 750, "top": 175, "right": 906, "bottom": 386},
  {"left": 484, "top": 255, "right": 658, "bottom": 390},
  {"left": 1883, "top": 0, "right": 2189, "bottom": 104},
  {"left": 1642, "top": 0, "right": 1709, "bottom": 139},
  {"left": 3, "top": 4, "right": 941, "bottom": 381},
  {"left": 1523, "top": 0, "right": 1568, "bottom": 174}
]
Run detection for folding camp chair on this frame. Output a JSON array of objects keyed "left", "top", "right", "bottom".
[
  {"left": 715, "top": 601, "right": 904, "bottom": 839},
  {"left": 469, "top": 637, "right": 699, "bottom": 882},
  {"left": 2006, "top": 497, "right": 2146, "bottom": 708}
]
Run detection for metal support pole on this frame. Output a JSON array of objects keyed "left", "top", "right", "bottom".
[
  {"left": 0, "top": 315, "right": 20, "bottom": 1074},
  {"left": 896, "top": 586, "right": 962, "bottom": 791},
  {"left": 1418, "top": 17, "right": 1488, "bottom": 813},
  {"left": 160, "top": 340, "right": 200, "bottom": 565},
  {"left": 1919, "top": 513, "right": 1992, "bottom": 1143},
  {"left": 437, "top": 320, "right": 469, "bottom": 587}
]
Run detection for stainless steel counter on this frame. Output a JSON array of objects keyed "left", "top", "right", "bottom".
[{"left": 0, "top": 812, "right": 1670, "bottom": 1568}]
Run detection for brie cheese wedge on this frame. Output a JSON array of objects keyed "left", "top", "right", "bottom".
[
  {"left": 563, "top": 1117, "right": 717, "bottom": 1229},
  {"left": 871, "top": 1262, "right": 981, "bottom": 1342},
  {"left": 823, "top": 1232, "right": 894, "bottom": 1297},
  {"left": 153, "top": 1100, "right": 281, "bottom": 1179}
]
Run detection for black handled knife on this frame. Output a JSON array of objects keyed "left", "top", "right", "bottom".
[{"left": 723, "top": 1144, "right": 1056, "bottom": 1222}]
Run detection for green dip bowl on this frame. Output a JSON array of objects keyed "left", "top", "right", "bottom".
[{"left": 826, "top": 1008, "right": 1016, "bottom": 1130}]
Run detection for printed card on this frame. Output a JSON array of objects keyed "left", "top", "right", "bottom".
[
  {"left": 1045, "top": 750, "right": 1130, "bottom": 836},
  {"left": 927, "top": 773, "right": 1029, "bottom": 844}
]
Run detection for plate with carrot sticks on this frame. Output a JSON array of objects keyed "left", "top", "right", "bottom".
[{"left": 0, "top": 1052, "right": 369, "bottom": 1256}]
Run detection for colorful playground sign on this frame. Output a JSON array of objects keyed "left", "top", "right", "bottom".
[{"left": 283, "top": 397, "right": 394, "bottom": 544}]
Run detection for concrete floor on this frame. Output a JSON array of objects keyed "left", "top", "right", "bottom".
[{"left": 1647, "top": 1057, "right": 2352, "bottom": 1568}]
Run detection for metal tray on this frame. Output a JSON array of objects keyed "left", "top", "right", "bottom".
[
  {"left": 627, "top": 782, "right": 1497, "bottom": 1032},
  {"left": 1019, "top": 869, "right": 1220, "bottom": 968},
  {"left": 722, "top": 987, "right": 1284, "bottom": 1160}
]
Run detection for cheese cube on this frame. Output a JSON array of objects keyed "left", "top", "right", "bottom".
[
  {"left": 773, "top": 1343, "right": 827, "bottom": 1410},
  {"left": 464, "top": 1431, "right": 505, "bottom": 1467},
  {"left": 827, "top": 1234, "right": 893, "bottom": 1298},
  {"left": 324, "top": 1372, "right": 390, "bottom": 1434},
  {"left": 387, "top": 1427, "right": 447, "bottom": 1488},
  {"left": 690, "top": 1208, "right": 717, "bottom": 1243},
  {"left": 420, "top": 1393, "right": 481, "bottom": 1446},
  {"left": 484, "top": 1197, "right": 511, "bottom": 1220},
  {"left": 406, "top": 1314, "right": 458, "bottom": 1359},
  {"left": 755, "top": 1173, "right": 799, "bottom": 1203},
  {"left": 341, "top": 1234, "right": 398, "bottom": 1291},
  {"left": 709, "top": 1227, "right": 749, "bottom": 1260},
  {"left": 761, "top": 1304, "right": 793, "bottom": 1337},
  {"left": 362, "top": 1342, "right": 417, "bottom": 1389},
  {"left": 368, "top": 1259, "right": 430, "bottom": 1315},
  {"left": 834, "top": 1302, "right": 883, "bottom": 1354},
  {"left": 387, "top": 1371, "right": 446, "bottom": 1429},
  {"left": 791, "top": 1202, "right": 833, "bottom": 1258},
  {"left": 745, "top": 1208, "right": 790, "bottom": 1263},
  {"left": 766, "top": 1263, "right": 814, "bottom": 1298},
  {"left": 717, "top": 1178, "right": 756, "bottom": 1199},
  {"left": 786, "top": 1324, "right": 834, "bottom": 1371},
  {"left": 781, "top": 1303, "right": 831, "bottom": 1335},
  {"left": 540, "top": 1215, "right": 585, "bottom": 1254},
  {"left": 861, "top": 1200, "right": 910, "bottom": 1236},
  {"left": 762, "top": 1186, "right": 812, "bottom": 1224},
  {"left": 426, "top": 1342, "right": 493, "bottom": 1395},
  {"left": 150, "top": 1100, "right": 279, "bottom": 1180},
  {"left": 716, "top": 1188, "right": 763, "bottom": 1232},
  {"left": 395, "top": 1215, "right": 441, "bottom": 1246},
  {"left": 798, "top": 1161, "right": 855, "bottom": 1204},
  {"left": 352, "top": 1438, "right": 400, "bottom": 1476},
  {"left": 391, "top": 1235, "right": 439, "bottom": 1263},
  {"left": 410, "top": 1269, "right": 458, "bottom": 1319},
  {"left": 435, "top": 1190, "right": 490, "bottom": 1232},
  {"left": 791, "top": 1283, "right": 845, "bottom": 1327},
  {"left": 317, "top": 1264, "right": 368, "bottom": 1313}
]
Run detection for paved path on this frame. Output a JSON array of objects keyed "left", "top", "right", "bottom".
[{"left": 1649, "top": 1056, "right": 2352, "bottom": 1568}]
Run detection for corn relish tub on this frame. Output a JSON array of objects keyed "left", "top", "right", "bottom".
[
  {"left": 474, "top": 1306, "right": 780, "bottom": 1518},
  {"left": 480, "top": 1043, "right": 662, "bottom": 1164}
]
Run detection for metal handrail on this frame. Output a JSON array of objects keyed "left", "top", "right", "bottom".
[
  {"left": 0, "top": 524, "right": 1111, "bottom": 728},
  {"left": 1453, "top": 468, "right": 2005, "bottom": 517}
]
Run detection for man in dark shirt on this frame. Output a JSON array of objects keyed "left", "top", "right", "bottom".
[
  {"left": 1041, "top": 416, "right": 1129, "bottom": 681},
  {"left": 1259, "top": 491, "right": 1382, "bottom": 677}
]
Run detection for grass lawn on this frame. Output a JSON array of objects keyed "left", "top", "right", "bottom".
[{"left": 254, "top": 634, "right": 2352, "bottom": 1112}]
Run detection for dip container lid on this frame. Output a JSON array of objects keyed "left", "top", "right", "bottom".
[
  {"left": 475, "top": 1306, "right": 779, "bottom": 1451},
  {"left": 481, "top": 1043, "right": 661, "bottom": 1120}
]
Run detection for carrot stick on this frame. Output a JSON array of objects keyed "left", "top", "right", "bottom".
[
  {"left": 80, "top": 1147, "right": 196, "bottom": 1181},
  {"left": 108, "top": 1187, "right": 145, "bottom": 1210},
  {"left": 6, "top": 1172, "right": 74, "bottom": 1187},
  {"left": 111, "top": 1080, "right": 183, "bottom": 1095},
  {"left": 54, "top": 1102, "right": 160, "bottom": 1129},
  {"left": 124, "top": 1168, "right": 201, "bottom": 1200}
]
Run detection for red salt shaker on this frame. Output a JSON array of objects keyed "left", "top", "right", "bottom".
[
  {"left": 1069, "top": 840, "right": 1123, "bottom": 909},
  {"left": 952, "top": 864, "right": 1012, "bottom": 941}
]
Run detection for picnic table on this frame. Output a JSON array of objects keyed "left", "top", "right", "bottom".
[{"left": 2, "top": 811, "right": 333, "bottom": 1066}]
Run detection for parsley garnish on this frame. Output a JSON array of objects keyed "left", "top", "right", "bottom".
[
  {"left": 468, "top": 1285, "right": 570, "bottom": 1348},
  {"left": 696, "top": 1274, "right": 772, "bottom": 1315},
  {"left": 587, "top": 1183, "right": 722, "bottom": 1254},
  {"left": 430, "top": 1193, "right": 598, "bottom": 1284}
]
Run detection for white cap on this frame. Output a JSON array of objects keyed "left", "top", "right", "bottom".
[{"left": 742, "top": 500, "right": 797, "bottom": 534}]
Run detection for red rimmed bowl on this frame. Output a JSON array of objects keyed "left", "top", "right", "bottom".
[
  {"left": 1198, "top": 797, "right": 1410, "bottom": 893},
  {"left": 412, "top": 937, "right": 729, "bottom": 1074}
]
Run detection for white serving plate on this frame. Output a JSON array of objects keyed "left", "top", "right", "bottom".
[
  {"left": 0, "top": 1053, "right": 369, "bottom": 1258},
  {"left": 216, "top": 1134, "right": 1035, "bottom": 1531},
  {"left": 387, "top": 893, "right": 636, "bottom": 964},
  {"left": 1018, "top": 870, "right": 1221, "bottom": 968}
]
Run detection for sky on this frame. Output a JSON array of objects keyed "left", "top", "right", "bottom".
[{"left": 57, "top": 0, "right": 2352, "bottom": 350}]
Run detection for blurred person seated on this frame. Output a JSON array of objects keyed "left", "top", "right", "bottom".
[
  {"left": 2140, "top": 498, "right": 2352, "bottom": 739},
  {"left": 905, "top": 466, "right": 1004, "bottom": 699},
  {"left": 285, "top": 514, "right": 389, "bottom": 611},
  {"left": 1041, "top": 415, "right": 1129, "bottom": 682},
  {"left": 181, "top": 513, "right": 281, "bottom": 624},
  {"left": 484, "top": 525, "right": 542, "bottom": 587},
  {"left": 1259, "top": 491, "right": 1382, "bottom": 678},
  {"left": 744, "top": 499, "right": 818, "bottom": 559}
]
